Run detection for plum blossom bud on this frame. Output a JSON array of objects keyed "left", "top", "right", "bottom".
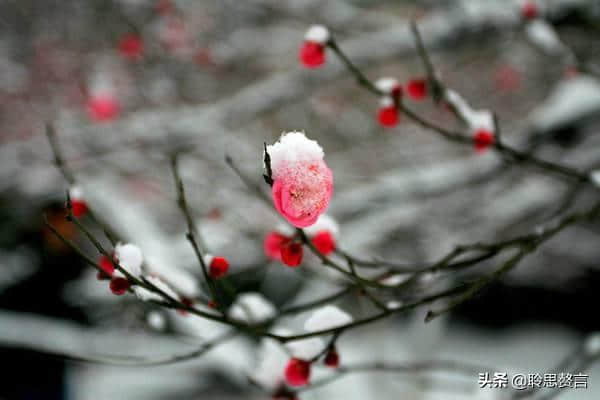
[
  {"left": 377, "top": 96, "right": 399, "bottom": 127},
  {"left": 521, "top": 1, "right": 539, "bottom": 20},
  {"left": 266, "top": 131, "right": 333, "bottom": 228},
  {"left": 133, "top": 275, "right": 178, "bottom": 302},
  {"left": 473, "top": 129, "right": 495, "bottom": 153},
  {"left": 264, "top": 232, "right": 291, "bottom": 261},
  {"left": 284, "top": 358, "right": 311, "bottom": 387},
  {"left": 68, "top": 186, "right": 88, "bottom": 217},
  {"left": 299, "top": 25, "right": 329, "bottom": 68},
  {"left": 97, "top": 254, "right": 115, "bottom": 280},
  {"left": 324, "top": 347, "right": 340, "bottom": 368},
  {"left": 109, "top": 277, "right": 130, "bottom": 295},
  {"left": 281, "top": 241, "right": 303, "bottom": 267},
  {"left": 87, "top": 94, "right": 120, "bottom": 122},
  {"left": 304, "top": 214, "right": 339, "bottom": 255},
  {"left": 228, "top": 292, "right": 276, "bottom": 324},
  {"left": 406, "top": 78, "right": 427, "bottom": 100},
  {"left": 118, "top": 33, "right": 144, "bottom": 60},
  {"left": 304, "top": 305, "right": 353, "bottom": 331},
  {"left": 204, "top": 254, "right": 229, "bottom": 279}
]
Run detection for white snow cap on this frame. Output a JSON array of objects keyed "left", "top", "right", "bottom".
[
  {"left": 133, "top": 275, "right": 178, "bottom": 302},
  {"left": 386, "top": 300, "right": 403, "bottom": 310},
  {"left": 525, "top": 20, "right": 566, "bottom": 56},
  {"left": 69, "top": 185, "right": 84, "bottom": 200},
  {"left": 445, "top": 89, "right": 494, "bottom": 133},
  {"left": 203, "top": 253, "right": 214, "bottom": 266},
  {"left": 380, "top": 274, "right": 409, "bottom": 287},
  {"left": 584, "top": 332, "right": 600, "bottom": 356},
  {"left": 375, "top": 77, "right": 400, "bottom": 94},
  {"left": 379, "top": 95, "right": 395, "bottom": 108},
  {"left": 228, "top": 292, "right": 277, "bottom": 324},
  {"left": 266, "top": 131, "right": 324, "bottom": 179},
  {"left": 285, "top": 337, "right": 326, "bottom": 360},
  {"left": 304, "top": 305, "right": 353, "bottom": 331},
  {"left": 114, "top": 243, "right": 143, "bottom": 278},
  {"left": 304, "top": 214, "right": 339, "bottom": 238},
  {"left": 590, "top": 170, "right": 600, "bottom": 187},
  {"left": 304, "top": 25, "right": 330, "bottom": 44}
]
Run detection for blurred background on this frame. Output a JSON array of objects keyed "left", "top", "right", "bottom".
[{"left": 0, "top": 0, "right": 599, "bottom": 399}]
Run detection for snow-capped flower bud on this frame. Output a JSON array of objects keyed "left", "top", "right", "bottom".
[
  {"left": 299, "top": 25, "right": 330, "bottom": 68},
  {"left": 324, "top": 347, "right": 340, "bottom": 368},
  {"left": 266, "top": 131, "right": 334, "bottom": 228},
  {"left": 264, "top": 232, "right": 291, "bottom": 261},
  {"left": 304, "top": 214, "right": 339, "bottom": 255},
  {"left": 113, "top": 243, "right": 143, "bottom": 278},
  {"left": 406, "top": 78, "right": 427, "bottom": 100},
  {"left": 87, "top": 94, "right": 121, "bottom": 122},
  {"left": 133, "top": 275, "right": 178, "bottom": 302},
  {"left": 473, "top": 129, "right": 495, "bottom": 153},
  {"left": 377, "top": 96, "right": 399, "bottom": 127},
  {"left": 281, "top": 241, "right": 303, "bottom": 267},
  {"left": 375, "top": 77, "right": 402, "bottom": 100},
  {"left": 118, "top": 33, "right": 144, "bottom": 60},
  {"left": 304, "top": 305, "right": 353, "bottom": 331},
  {"left": 284, "top": 358, "right": 311, "bottom": 387},
  {"left": 97, "top": 254, "right": 115, "bottom": 280},
  {"left": 521, "top": 1, "right": 539, "bottom": 20},
  {"left": 68, "top": 186, "right": 88, "bottom": 217},
  {"left": 228, "top": 292, "right": 276, "bottom": 324}
]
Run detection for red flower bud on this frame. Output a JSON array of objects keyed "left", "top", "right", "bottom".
[
  {"left": 324, "top": 348, "right": 340, "bottom": 368},
  {"left": 311, "top": 230, "right": 336, "bottom": 255},
  {"left": 118, "top": 33, "right": 144, "bottom": 60},
  {"left": 97, "top": 255, "right": 115, "bottom": 280},
  {"left": 377, "top": 105, "right": 399, "bottom": 127},
  {"left": 299, "top": 41, "right": 325, "bottom": 68},
  {"left": 209, "top": 256, "right": 229, "bottom": 279},
  {"left": 109, "top": 277, "right": 131, "bottom": 295},
  {"left": 281, "top": 241, "right": 303, "bottom": 267},
  {"left": 406, "top": 78, "right": 427, "bottom": 100},
  {"left": 264, "top": 232, "right": 291, "bottom": 260},
  {"left": 473, "top": 129, "right": 495, "bottom": 153},
  {"left": 522, "top": 2, "right": 538, "bottom": 20},
  {"left": 284, "top": 358, "right": 311, "bottom": 387},
  {"left": 70, "top": 199, "right": 88, "bottom": 217}
]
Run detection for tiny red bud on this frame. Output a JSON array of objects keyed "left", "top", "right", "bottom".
[
  {"left": 299, "top": 41, "right": 325, "bottom": 68},
  {"left": 118, "top": 33, "right": 144, "bottom": 60},
  {"left": 70, "top": 199, "right": 88, "bottom": 217},
  {"left": 284, "top": 358, "right": 311, "bottom": 387},
  {"left": 406, "top": 78, "right": 427, "bottom": 100},
  {"left": 522, "top": 2, "right": 538, "bottom": 20},
  {"left": 264, "top": 232, "right": 290, "bottom": 260},
  {"left": 97, "top": 255, "right": 115, "bottom": 280},
  {"left": 87, "top": 95, "right": 120, "bottom": 122},
  {"left": 311, "top": 230, "right": 336, "bottom": 255},
  {"left": 281, "top": 241, "right": 303, "bottom": 267},
  {"left": 109, "top": 277, "right": 130, "bottom": 295},
  {"left": 209, "top": 256, "right": 229, "bottom": 279},
  {"left": 377, "top": 106, "right": 399, "bottom": 127},
  {"left": 324, "top": 348, "right": 340, "bottom": 368},
  {"left": 473, "top": 129, "right": 495, "bottom": 153}
]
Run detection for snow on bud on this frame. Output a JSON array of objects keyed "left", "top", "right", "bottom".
[
  {"left": 280, "top": 241, "right": 303, "bottom": 267},
  {"left": 303, "top": 305, "right": 353, "bottom": 331},
  {"left": 584, "top": 332, "right": 600, "bottom": 356},
  {"left": 118, "top": 33, "right": 144, "bottom": 60},
  {"left": 299, "top": 25, "right": 329, "bottom": 68},
  {"left": 525, "top": 20, "right": 566, "bottom": 56},
  {"left": 68, "top": 186, "right": 88, "bottom": 217},
  {"left": 267, "top": 131, "right": 333, "bottom": 228},
  {"left": 406, "top": 78, "right": 427, "bottom": 100},
  {"left": 113, "top": 242, "right": 143, "bottom": 278},
  {"left": 304, "top": 214, "right": 339, "bottom": 255},
  {"left": 284, "top": 358, "right": 311, "bottom": 387},
  {"left": 228, "top": 292, "right": 276, "bottom": 324},
  {"left": 133, "top": 275, "right": 178, "bottom": 302},
  {"left": 375, "top": 77, "right": 402, "bottom": 101},
  {"left": 324, "top": 347, "right": 340, "bottom": 368},
  {"left": 590, "top": 170, "right": 600, "bottom": 188},
  {"left": 285, "top": 337, "right": 325, "bottom": 360},
  {"left": 377, "top": 96, "right": 399, "bottom": 127},
  {"left": 204, "top": 254, "right": 229, "bottom": 279}
]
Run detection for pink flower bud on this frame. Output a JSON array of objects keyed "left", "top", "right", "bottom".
[
  {"left": 406, "top": 78, "right": 427, "bottom": 100},
  {"left": 311, "top": 230, "right": 336, "bottom": 255},
  {"left": 87, "top": 94, "right": 120, "bottom": 122},
  {"left": 473, "top": 129, "right": 495, "bottom": 153},
  {"left": 118, "top": 33, "right": 144, "bottom": 60},
  {"left": 281, "top": 242, "right": 303, "bottom": 267},
  {"left": 267, "top": 132, "right": 333, "bottom": 228},
  {"left": 209, "top": 256, "right": 229, "bottom": 279},
  {"left": 284, "top": 358, "right": 311, "bottom": 387}
]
